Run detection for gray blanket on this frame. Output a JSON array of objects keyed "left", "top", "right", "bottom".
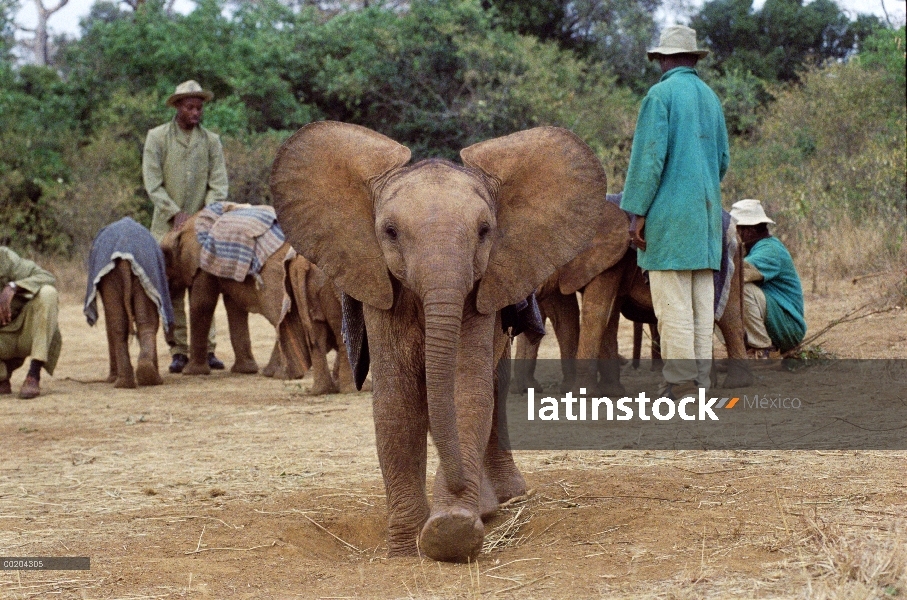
[{"left": 84, "top": 217, "right": 175, "bottom": 332}]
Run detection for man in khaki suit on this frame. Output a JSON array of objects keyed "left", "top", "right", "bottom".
[
  {"left": 0, "top": 247, "right": 62, "bottom": 399},
  {"left": 143, "top": 80, "right": 228, "bottom": 373}
]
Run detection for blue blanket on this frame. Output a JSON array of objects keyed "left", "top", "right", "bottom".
[
  {"left": 607, "top": 192, "right": 737, "bottom": 320},
  {"left": 84, "top": 217, "right": 175, "bottom": 332}
]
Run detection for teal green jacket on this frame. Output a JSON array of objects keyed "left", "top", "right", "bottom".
[
  {"left": 620, "top": 67, "right": 730, "bottom": 271},
  {"left": 745, "top": 237, "right": 806, "bottom": 352}
]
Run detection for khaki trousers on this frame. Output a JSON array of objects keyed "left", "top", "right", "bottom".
[
  {"left": 0, "top": 286, "right": 61, "bottom": 380},
  {"left": 648, "top": 269, "right": 714, "bottom": 388},
  {"left": 168, "top": 287, "right": 217, "bottom": 356},
  {"left": 742, "top": 282, "right": 773, "bottom": 349}
]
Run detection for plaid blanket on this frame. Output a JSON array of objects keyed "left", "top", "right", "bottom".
[
  {"left": 84, "top": 217, "right": 174, "bottom": 332},
  {"left": 607, "top": 192, "right": 738, "bottom": 320},
  {"left": 195, "top": 202, "right": 286, "bottom": 283}
]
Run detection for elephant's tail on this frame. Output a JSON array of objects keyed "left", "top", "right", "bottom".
[{"left": 114, "top": 259, "right": 137, "bottom": 336}]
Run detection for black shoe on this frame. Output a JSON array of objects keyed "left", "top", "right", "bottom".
[
  {"left": 207, "top": 353, "right": 225, "bottom": 370},
  {"left": 169, "top": 354, "right": 189, "bottom": 373}
]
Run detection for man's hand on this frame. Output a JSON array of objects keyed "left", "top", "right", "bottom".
[
  {"left": 0, "top": 284, "right": 15, "bottom": 326},
  {"left": 631, "top": 216, "right": 647, "bottom": 252},
  {"left": 172, "top": 212, "right": 190, "bottom": 231}
]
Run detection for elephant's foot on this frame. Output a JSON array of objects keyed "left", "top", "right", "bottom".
[
  {"left": 489, "top": 470, "right": 526, "bottom": 504},
  {"left": 418, "top": 508, "right": 484, "bottom": 563},
  {"left": 182, "top": 361, "right": 211, "bottom": 376},
  {"left": 309, "top": 380, "right": 340, "bottom": 396},
  {"left": 114, "top": 375, "right": 137, "bottom": 389},
  {"left": 135, "top": 360, "right": 163, "bottom": 386},
  {"left": 721, "top": 363, "right": 753, "bottom": 388},
  {"left": 231, "top": 359, "right": 259, "bottom": 374},
  {"left": 598, "top": 382, "right": 627, "bottom": 398},
  {"left": 339, "top": 377, "right": 371, "bottom": 394},
  {"left": 479, "top": 476, "right": 500, "bottom": 521},
  {"left": 260, "top": 361, "right": 278, "bottom": 378},
  {"left": 516, "top": 377, "right": 543, "bottom": 394},
  {"left": 105, "top": 373, "right": 117, "bottom": 384},
  {"left": 558, "top": 376, "right": 576, "bottom": 394}
]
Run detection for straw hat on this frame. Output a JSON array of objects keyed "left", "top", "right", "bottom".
[
  {"left": 647, "top": 25, "right": 709, "bottom": 61},
  {"left": 730, "top": 199, "right": 776, "bottom": 226},
  {"left": 166, "top": 80, "right": 214, "bottom": 108}
]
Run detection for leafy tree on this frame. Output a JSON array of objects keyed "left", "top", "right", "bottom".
[
  {"left": 692, "top": 0, "right": 886, "bottom": 82},
  {"left": 483, "top": 0, "right": 662, "bottom": 91}
]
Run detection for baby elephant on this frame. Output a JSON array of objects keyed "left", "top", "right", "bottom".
[{"left": 85, "top": 218, "right": 174, "bottom": 387}]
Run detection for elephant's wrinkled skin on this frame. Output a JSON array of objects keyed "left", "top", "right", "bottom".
[
  {"left": 99, "top": 259, "right": 163, "bottom": 388},
  {"left": 160, "top": 216, "right": 307, "bottom": 378},
  {"left": 271, "top": 122, "right": 610, "bottom": 562}
]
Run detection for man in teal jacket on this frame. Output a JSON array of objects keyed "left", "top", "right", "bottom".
[
  {"left": 729, "top": 199, "right": 806, "bottom": 355},
  {"left": 620, "top": 25, "right": 730, "bottom": 398}
]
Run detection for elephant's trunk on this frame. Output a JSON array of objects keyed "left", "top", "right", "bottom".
[{"left": 423, "top": 288, "right": 467, "bottom": 495}]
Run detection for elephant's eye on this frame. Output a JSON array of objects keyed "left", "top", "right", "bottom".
[
  {"left": 384, "top": 225, "right": 398, "bottom": 241},
  {"left": 478, "top": 223, "right": 491, "bottom": 241}
]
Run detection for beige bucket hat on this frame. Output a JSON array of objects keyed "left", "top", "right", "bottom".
[
  {"left": 730, "top": 199, "right": 776, "bottom": 226},
  {"left": 166, "top": 80, "right": 214, "bottom": 107},
  {"left": 647, "top": 25, "right": 709, "bottom": 61}
]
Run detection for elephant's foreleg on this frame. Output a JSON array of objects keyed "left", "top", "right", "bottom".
[
  {"left": 365, "top": 305, "right": 430, "bottom": 557},
  {"left": 99, "top": 263, "right": 135, "bottom": 388},
  {"left": 261, "top": 340, "right": 284, "bottom": 378},
  {"left": 512, "top": 332, "right": 541, "bottom": 393},
  {"left": 596, "top": 301, "right": 625, "bottom": 395},
  {"left": 576, "top": 266, "right": 623, "bottom": 395},
  {"left": 131, "top": 273, "right": 163, "bottom": 386},
  {"left": 307, "top": 322, "right": 338, "bottom": 395},
  {"left": 547, "top": 292, "right": 579, "bottom": 393},
  {"left": 485, "top": 341, "right": 527, "bottom": 505},
  {"left": 183, "top": 275, "right": 218, "bottom": 375},
  {"left": 716, "top": 244, "right": 753, "bottom": 388},
  {"left": 223, "top": 294, "right": 258, "bottom": 374}
]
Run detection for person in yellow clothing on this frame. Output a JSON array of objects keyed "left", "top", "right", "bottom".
[
  {"left": 143, "top": 80, "right": 228, "bottom": 373},
  {"left": 0, "top": 247, "right": 62, "bottom": 399}
]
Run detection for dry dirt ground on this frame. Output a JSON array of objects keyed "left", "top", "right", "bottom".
[{"left": 1, "top": 271, "right": 905, "bottom": 599}]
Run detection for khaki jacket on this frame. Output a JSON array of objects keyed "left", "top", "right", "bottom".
[
  {"left": 0, "top": 246, "right": 57, "bottom": 327},
  {"left": 0, "top": 246, "right": 62, "bottom": 374},
  {"left": 143, "top": 120, "right": 229, "bottom": 241}
]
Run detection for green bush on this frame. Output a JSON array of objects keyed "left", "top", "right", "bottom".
[{"left": 723, "top": 30, "right": 906, "bottom": 278}]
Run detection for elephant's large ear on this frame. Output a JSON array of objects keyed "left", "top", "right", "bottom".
[
  {"left": 557, "top": 203, "right": 630, "bottom": 296},
  {"left": 270, "top": 121, "right": 411, "bottom": 310},
  {"left": 461, "top": 127, "right": 610, "bottom": 314}
]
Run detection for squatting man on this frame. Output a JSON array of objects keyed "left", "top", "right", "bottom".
[{"left": 0, "top": 247, "right": 62, "bottom": 399}]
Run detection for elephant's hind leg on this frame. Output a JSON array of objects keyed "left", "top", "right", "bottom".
[
  {"left": 223, "top": 294, "right": 258, "bottom": 374},
  {"left": 99, "top": 261, "right": 136, "bottom": 388},
  {"left": 131, "top": 273, "right": 163, "bottom": 386}
]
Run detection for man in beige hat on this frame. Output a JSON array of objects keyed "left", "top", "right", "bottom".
[
  {"left": 143, "top": 80, "right": 228, "bottom": 373},
  {"left": 729, "top": 199, "right": 806, "bottom": 356},
  {"left": 620, "top": 25, "right": 729, "bottom": 399}
]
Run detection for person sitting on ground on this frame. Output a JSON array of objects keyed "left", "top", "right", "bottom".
[
  {"left": 0, "top": 246, "right": 62, "bottom": 399},
  {"left": 729, "top": 199, "right": 806, "bottom": 357}
]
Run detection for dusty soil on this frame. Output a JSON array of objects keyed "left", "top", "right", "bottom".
[{"left": 1, "top": 271, "right": 905, "bottom": 599}]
